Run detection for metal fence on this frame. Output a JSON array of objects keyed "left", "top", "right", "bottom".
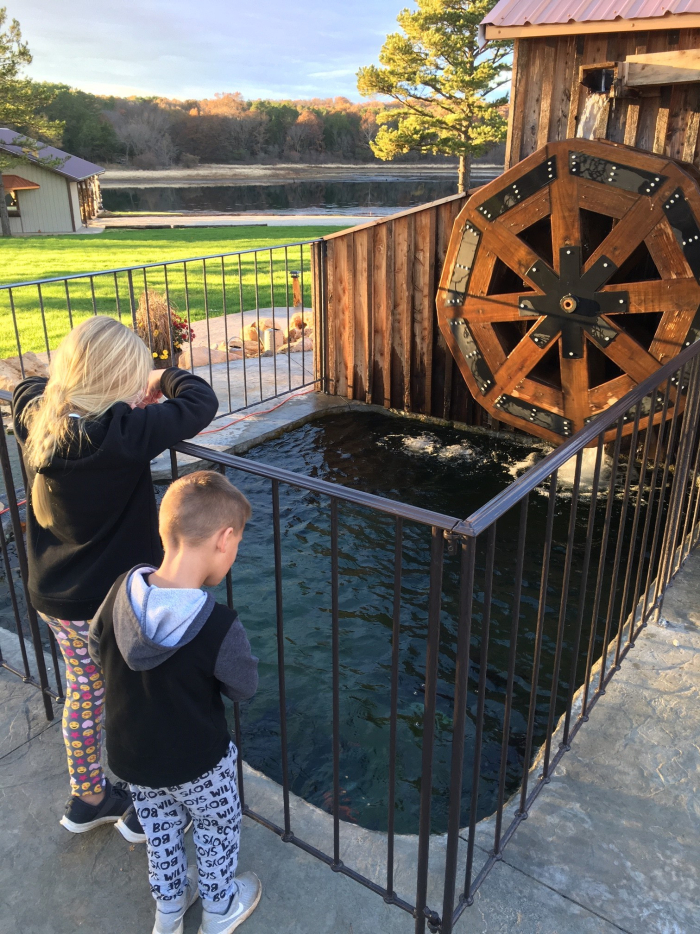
[
  {"left": 2, "top": 332, "right": 700, "bottom": 932},
  {"left": 0, "top": 240, "right": 326, "bottom": 417}
]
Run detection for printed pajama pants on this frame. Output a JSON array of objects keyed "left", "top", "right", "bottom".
[
  {"left": 130, "top": 742, "right": 241, "bottom": 912},
  {"left": 39, "top": 614, "right": 105, "bottom": 796}
]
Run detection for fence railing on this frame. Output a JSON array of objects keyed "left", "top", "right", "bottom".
[
  {"left": 0, "top": 240, "right": 326, "bottom": 417},
  {"left": 2, "top": 332, "right": 700, "bottom": 932}
]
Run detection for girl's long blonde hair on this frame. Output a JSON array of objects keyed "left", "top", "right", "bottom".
[{"left": 22, "top": 316, "right": 152, "bottom": 528}]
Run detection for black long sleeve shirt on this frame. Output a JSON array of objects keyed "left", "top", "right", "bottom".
[{"left": 13, "top": 367, "right": 219, "bottom": 619}]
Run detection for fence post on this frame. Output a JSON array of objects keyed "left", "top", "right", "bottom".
[{"left": 0, "top": 420, "right": 53, "bottom": 720}]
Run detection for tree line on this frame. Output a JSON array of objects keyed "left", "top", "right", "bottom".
[{"left": 25, "top": 87, "right": 451, "bottom": 169}]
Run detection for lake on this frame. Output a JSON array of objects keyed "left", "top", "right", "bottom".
[{"left": 100, "top": 172, "right": 500, "bottom": 216}]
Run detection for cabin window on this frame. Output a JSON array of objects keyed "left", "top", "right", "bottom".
[{"left": 5, "top": 190, "right": 19, "bottom": 215}]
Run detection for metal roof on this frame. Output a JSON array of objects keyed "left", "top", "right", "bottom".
[
  {"left": 1, "top": 174, "right": 40, "bottom": 191},
  {"left": 480, "top": 0, "right": 700, "bottom": 39},
  {"left": 0, "top": 129, "right": 104, "bottom": 181}
]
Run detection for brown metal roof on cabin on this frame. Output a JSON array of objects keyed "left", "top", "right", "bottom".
[
  {"left": 480, "top": 0, "right": 700, "bottom": 38},
  {"left": 0, "top": 129, "right": 104, "bottom": 181},
  {"left": 1, "top": 174, "right": 40, "bottom": 190}
]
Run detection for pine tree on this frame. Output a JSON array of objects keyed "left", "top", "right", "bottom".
[
  {"left": 357, "top": 0, "right": 510, "bottom": 192},
  {"left": 0, "top": 8, "right": 61, "bottom": 237}
]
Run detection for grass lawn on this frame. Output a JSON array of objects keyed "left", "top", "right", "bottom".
[{"left": 0, "top": 225, "right": 347, "bottom": 358}]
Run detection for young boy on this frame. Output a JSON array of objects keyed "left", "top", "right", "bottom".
[{"left": 89, "top": 470, "right": 260, "bottom": 934}]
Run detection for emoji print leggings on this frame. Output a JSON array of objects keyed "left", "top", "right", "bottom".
[{"left": 39, "top": 614, "right": 105, "bottom": 796}]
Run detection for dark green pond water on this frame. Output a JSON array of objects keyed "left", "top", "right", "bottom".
[{"left": 205, "top": 410, "right": 628, "bottom": 834}]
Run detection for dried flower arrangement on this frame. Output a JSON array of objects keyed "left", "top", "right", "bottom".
[{"left": 135, "top": 290, "right": 195, "bottom": 368}]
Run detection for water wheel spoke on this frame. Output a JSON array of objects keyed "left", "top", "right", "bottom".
[
  {"left": 460, "top": 293, "right": 525, "bottom": 323},
  {"left": 561, "top": 345, "right": 590, "bottom": 430},
  {"left": 583, "top": 181, "right": 675, "bottom": 274},
  {"left": 601, "top": 278, "right": 700, "bottom": 314},
  {"left": 482, "top": 223, "right": 547, "bottom": 287},
  {"left": 493, "top": 325, "right": 551, "bottom": 393},
  {"left": 599, "top": 328, "right": 661, "bottom": 384}
]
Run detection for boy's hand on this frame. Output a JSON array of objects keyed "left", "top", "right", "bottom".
[{"left": 137, "top": 370, "right": 164, "bottom": 408}]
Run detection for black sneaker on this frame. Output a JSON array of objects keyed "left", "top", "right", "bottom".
[
  {"left": 116, "top": 803, "right": 146, "bottom": 843},
  {"left": 60, "top": 778, "right": 131, "bottom": 834},
  {"left": 116, "top": 803, "right": 194, "bottom": 844}
]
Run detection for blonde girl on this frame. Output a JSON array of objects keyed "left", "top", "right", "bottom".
[{"left": 13, "top": 316, "right": 218, "bottom": 839}]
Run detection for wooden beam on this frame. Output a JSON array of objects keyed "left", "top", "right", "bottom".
[
  {"left": 620, "top": 49, "right": 700, "bottom": 87},
  {"left": 484, "top": 15, "right": 700, "bottom": 42}
]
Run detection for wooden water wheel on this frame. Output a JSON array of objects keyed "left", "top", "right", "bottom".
[{"left": 437, "top": 138, "right": 700, "bottom": 445}]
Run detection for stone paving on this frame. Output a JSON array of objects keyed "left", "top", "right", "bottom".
[{"left": 1, "top": 542, "right": 699, "bottom": 933}]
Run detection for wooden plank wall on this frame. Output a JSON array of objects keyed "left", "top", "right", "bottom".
[
  {"left": 322, "top": 193, "right": 492, "bottom": 427},
  {"left": 506, "top": 27, "right": 700, "bottom": 170}
]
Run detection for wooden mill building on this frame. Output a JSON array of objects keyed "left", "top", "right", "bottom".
[
  {"left": 480, "top": 0, "right": 700, "bottom": 170},
  {"left": 0, "top": 129, "right": 104, "bottom": 235}
]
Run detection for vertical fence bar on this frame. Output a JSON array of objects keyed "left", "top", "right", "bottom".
[
  {"left": 112, "top": 272, "right": 121, "bottom": 323},
  {"left": 89, "top": 276, "right": 97, "bottom": 316},
  {"left": 543, "top": 452, "right": 582, "bottom": 778},
  {"left": 464, "top": 525, "right": 496, "bottom": 902},
  {"left": 220, "top": 257, "right": 232, "bottom": 414},
  {"left": 203, "top": 260, "right": 214, "bottom": 389},
  {"left": 272, "top": 480, "right": 292, "bottom": 838},
  {"left": 142, "top": 271, "right": 155, "bottom": 357},
  {"left": 254, "top": 252, "right": 263, "bottom": 402},
  {"left": 300, "top": 244, "right": 307, "bottom": 387},
  {"left": 414, "top": 527, "right": 445, "bottom": 934},
  {"left": 643, "top": 366, "right": 686, "bottom": 620},
  {"left": 441, "top": 535, "right": 476, "bottom": 933},
  {"left": 163, "top": 265, "right": 175, "bottom": 364},
  {"left": 519, "top": 470, "right": 558, "bottom": 812},
  {"left": 618, "top": 394, "right": 657, "bottom": 650},
  {"left": 580, "top": 419, "right": 622, "bottom": 711},
  {"left": 127, "top": 270, "right": 138, "bottom": 330},
  {"left": 330, "top": 497, "right": 341, "bottom": 868},
  {"left": 238, "top": 255, "right": 248, "bottom": 409},
  {"left": 37, "top": 284, "right": 51, "bottom": 361},
  {"left": 284, "top": 246, "right": 292, "bottom": 392},
  {"left": 8, "top": 289, "right": 25, "bottom": 377},
  {"left": 601, "top": 403, "right": 642, "bottom": 674},
  {"left": 269, "top": 250, "right": 278, "bottom": 397},
  {"left": 65, "top": 279, "right": 75, "bottom": 329},
  {"left": 563, "top": 437, "right": 603, "bottom": 742},
  {"left": 386, "top": 516, "right": 403, "bottom": 901},
  {"left": 630, "top": 378, "right": 673, "bottom": 635},
  {"left": 183, "top": 262, "right": 194, "bottom": 374},
  {"left": 493, "top": 496, "right": 528, "bottom": 852},
  {"left": 0, "top": 420, "right": 53, "bottom": 719}
]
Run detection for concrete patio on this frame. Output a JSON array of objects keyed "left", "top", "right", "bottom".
[{"left": 1, "top": 538, "right": 698, "bottom": 933}]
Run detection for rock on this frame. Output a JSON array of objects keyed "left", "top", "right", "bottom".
[
  {"left": 0, "top": 352, "right": 49, "bottom": 393},
  {"left": 244, "top": 340, "right": 262, "bottom": 358},
  {"left": 228, "top": 350, "right": 243, "bottom": 361},
  {"left": 286, "top": 326, "right": 302, "bottom": 344},
  {"left": 178, "top": 346, "right": 228, "bottom": 368},
  {"left": 289, "top": 337, "right": 313, "bottom": 353}
]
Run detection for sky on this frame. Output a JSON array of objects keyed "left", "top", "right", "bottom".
[{"left": 16, "top": 0, "right": 404, "bottom": 101}]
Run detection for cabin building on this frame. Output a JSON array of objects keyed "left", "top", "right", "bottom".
[
  {"left": 479, "top": 0, "right": 700, "bottom": 171},
  {"left": 0, "top": 129, "right": 104, "bottom": 235}
]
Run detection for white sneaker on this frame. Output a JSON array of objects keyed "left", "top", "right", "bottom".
[
  {"left": 153, "top": 866, "right": 200, "bottom": 934},
  {"left": 198, "top": 872, "right": 262, "bottom": 934}
]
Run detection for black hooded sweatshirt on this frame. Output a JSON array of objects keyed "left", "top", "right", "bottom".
[{"left": 12, "top": 368, "right": 219, "bottom": 619}]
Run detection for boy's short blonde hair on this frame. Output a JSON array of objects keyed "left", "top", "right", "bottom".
[{"left": 160, "top": 470, "right": 251, "bottom": 546}]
